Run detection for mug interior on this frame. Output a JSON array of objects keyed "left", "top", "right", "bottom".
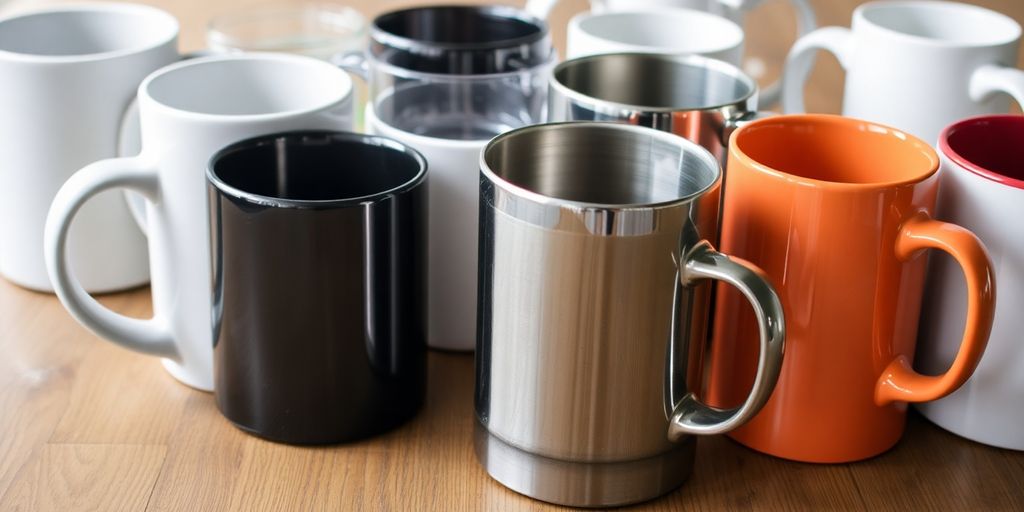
[
  {"left": 483, "top": 123, "right": 718, "bottom": 207},
  {"left": 733, "top": 115, "right": 938, "bottom": 186},
  {"left": 941, "top": 116, "right": 1024, "bottom": 189},
  {"left": 860, "top": 2, "right": 1020, "bottom": 45},
  {"left": 144, "top": 56, "right": 350, "bottom": 116},
  {"left": 577, "top": 9, "right": 742, "bottom": 51},
  {"left": 209, "top": 131, "right": 425, "bottom": 205},
  {"left": 554, "top": 53, "right": 753, "bottom": 111},
  {"left": 0, "top": 6, "right": 176, "bottom": 57},
  {"left": 374, "top": 5, "right": 542, "bottom": 47}
]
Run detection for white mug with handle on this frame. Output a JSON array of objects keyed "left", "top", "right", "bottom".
[
  {"left": 0, "top": 3, "right": 179, "bottom": 292},
  {"left": 527, "top": 0, "right": 816, "bottom": 106},
  {"left": 45, "top": 54, "right": 354, "bottom": 391},
  {"left": 782, "top": 1, "right": 1024, "bottom": 146}
]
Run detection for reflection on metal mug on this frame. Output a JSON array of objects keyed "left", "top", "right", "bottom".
[{"left": 474, "top": 122, "right": 785, "bottom": 507}]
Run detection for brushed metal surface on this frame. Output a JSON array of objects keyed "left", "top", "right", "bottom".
[
  {"left": 548, "top": 53, "right": 763, "bottom": 165},
  {"left": 475, "top": 123, "right": 784, "bottom": 506}
]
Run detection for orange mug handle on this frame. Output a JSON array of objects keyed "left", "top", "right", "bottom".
[{"left": 875, "top": 212, "right": 996, "bottom": 406}]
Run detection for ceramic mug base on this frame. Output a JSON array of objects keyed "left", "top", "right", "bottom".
[
  {"left": 917, "top": 405, "right": 1024, "bottom": 451},
  {"left": 474, "top": 420, "right": 695, "bottom": 507},
  {"left": 726, "top": 430, "right": 903, "bottom": 464},
  {"left": 161, "top": 358, "right": 212, "bottom": 392}
]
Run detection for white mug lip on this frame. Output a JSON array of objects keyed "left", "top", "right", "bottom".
[
  {"left": 139, "top": 53, "right": 353, "bottom": 123},
  {"left": 365, "top": 103, "right": 490, "bottom": 148},
  {"left": 0, "top": 2, "right": 178, "bottom": 63},
  {"left": 571, "top": 7, "right": 744, "bottom": 52},
  {"left": 854, "top": 1, "right": 1021, "bottom": 48}
]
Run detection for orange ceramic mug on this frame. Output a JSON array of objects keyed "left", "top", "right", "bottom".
[{"left": 708, "top": 114, "right": 996, "bottom": 463}]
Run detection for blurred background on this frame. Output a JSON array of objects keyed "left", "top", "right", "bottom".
[{"left": 2, "top": 0, "right": 1022, "bottom": 114}]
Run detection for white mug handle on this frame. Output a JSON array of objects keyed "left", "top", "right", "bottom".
[
  {"left": 44, "top": 156, "right": 176, "bottom": 357},
  {"left": 970, "top": 64, "right": 1024, "bottom": 109},
  {"left": 781, "top": 26, "right": 853, "bottom": 114}
]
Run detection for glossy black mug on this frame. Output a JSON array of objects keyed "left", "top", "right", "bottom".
[{"left": 208, "top": 131, "right": 428, "bottom": 444}]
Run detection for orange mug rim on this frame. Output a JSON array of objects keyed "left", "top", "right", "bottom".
[{"left": 730, "top": 114, "right": 939, "bottom": 191}]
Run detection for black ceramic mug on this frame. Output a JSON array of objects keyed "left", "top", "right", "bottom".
[{"left": 207, "top": 131, "right": 428, "bottom": 444}]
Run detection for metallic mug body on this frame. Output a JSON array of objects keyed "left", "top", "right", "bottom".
[
  {"left": 474, "top": 122, "right": 785, "bottom": 507},
  {"left": 548, "top": 52, "right": 766, "bottom": 166}
]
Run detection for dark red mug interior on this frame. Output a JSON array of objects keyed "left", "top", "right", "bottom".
[{"left": 940, "top": 115, "right": 1024, "bottom": 189}]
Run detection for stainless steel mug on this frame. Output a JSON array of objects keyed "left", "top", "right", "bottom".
[
  {"left": 549, "top": 52, "right": 766, "bottom": 166},
  {"left": 208, "top": 131, "right": 428, "bottom": 444},
  {"left": 345, "top": 5, "right": 557, "bottom": 351},
  {"left": 474, "top": 122, "right": 785, "bottom": 507}
]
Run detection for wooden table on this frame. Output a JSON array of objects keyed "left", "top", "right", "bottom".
[{"left": 0, "top": 0, "right": 1022, "bottom": 510}]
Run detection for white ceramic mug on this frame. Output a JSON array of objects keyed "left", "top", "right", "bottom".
[
  {"left": 366, "top": 104, "right": 482, "bottom": 352},
  {"left": 916, "top": 115, "right": 1024, "bottom": 450},
  {"left": 0, "top": 3, "right": 178, "bottom": 292},
  {"left": 45, "top": 54, "right": 353, "bottom": 390},
  {"left": 566, "top": 7, "right": 743, "bottom": 66},
  {"left": 527, "top": 0, "right": 816, "bottom": 106},
  {"left": 782, "top": 1, "right": 1024, "bottom": 146}
]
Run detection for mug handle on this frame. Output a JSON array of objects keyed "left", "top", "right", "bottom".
[
  {"left": 874, "top": 212, "right": 996, "bottom": 405},
  {"left": 970, "top": 64, "right": 1024, "bottom": 109},
  {"left": 781, "top": 26, "right": 853, "bottom": 114},
  {"left": 667, "top": 241, "right": 785, "bottom": 439},
  {"left": 728, "top": 0, "right": 817, "bottom": 107},
  {"left": 121, "top": 51, "right": 213, "bottom": 236},
  {"left": 720, "top": 110, "right": 773, "bottom": 146},
  {"left": 44, "top": 156, "right": 176, "bottom": 357}
]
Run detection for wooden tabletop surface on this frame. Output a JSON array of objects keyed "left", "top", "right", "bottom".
[{"left": 1, "top": 0, "right": 1023, "bottom": 510}]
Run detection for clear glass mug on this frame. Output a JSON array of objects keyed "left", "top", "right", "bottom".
[
  {"left": 339, "top": 5, "right": 555, "bottom": 141},
  {"left": 206, "top": 2, "right": 368, "bottom": 126}
]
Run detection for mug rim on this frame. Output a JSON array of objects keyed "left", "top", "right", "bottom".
[
  {"left": 570, "top": 7, "right": 744, "bottom": 53},
  {"left": 0, "top": 2, "right": 178, "bottom": 63},
  {"left": 207, "top": 130, "right": 428, "bottom": 209},
  {"left": 371, "top": 4, "right": 548, "bottom": 53},
  {"left": 138, "top": 53, "right": 352, "bottom": 123},
  {"left": 480, "top": 121, "right": 721, "bottom": 212},
  {"left": 730, "top": 114, "right": 939, "bottom": 191},
  {"left": 939, "top": 115, "right": 1024, "bottom": 190},
  {"left": 854, "top": 0, "right": 1021, "bottom": 49},
  {"left": 550, "top": 52, "right": 756, "bottom": 113}
]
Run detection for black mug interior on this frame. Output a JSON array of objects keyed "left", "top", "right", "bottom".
[{"left": 209, "top": 131, "right": 425, "bottom": 206}]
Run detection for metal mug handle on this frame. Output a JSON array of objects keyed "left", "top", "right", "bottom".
[
  {"left": 720, "top": 110, "right": 774, "bottom": 147},
  {"left": 667, "top": 241, "right": 785, "bottom": 439}
]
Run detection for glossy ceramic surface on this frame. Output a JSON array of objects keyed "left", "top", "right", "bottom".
[
  {"left": 209, "top": 131, "right": 427, "bottom": 444},
  {"left": 708, "top": 114, "right": 996, "bottom": 463},
  {"left": 916, "top": 115, "right": 1024, "bottom": 450},
  {"left": 45, "top": 54, "right": 354, "bottom": 391},
  {"left": 783, "top": 1, "right": 1024, "bottom": 145}
]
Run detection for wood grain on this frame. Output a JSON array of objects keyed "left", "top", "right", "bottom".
[{"left": 0, "top": 0, "right": 1023, "bottom": 510}]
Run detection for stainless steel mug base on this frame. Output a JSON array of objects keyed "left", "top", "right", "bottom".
[{"left": 474, "top": 421, "right": 695, "bottom": 508}]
